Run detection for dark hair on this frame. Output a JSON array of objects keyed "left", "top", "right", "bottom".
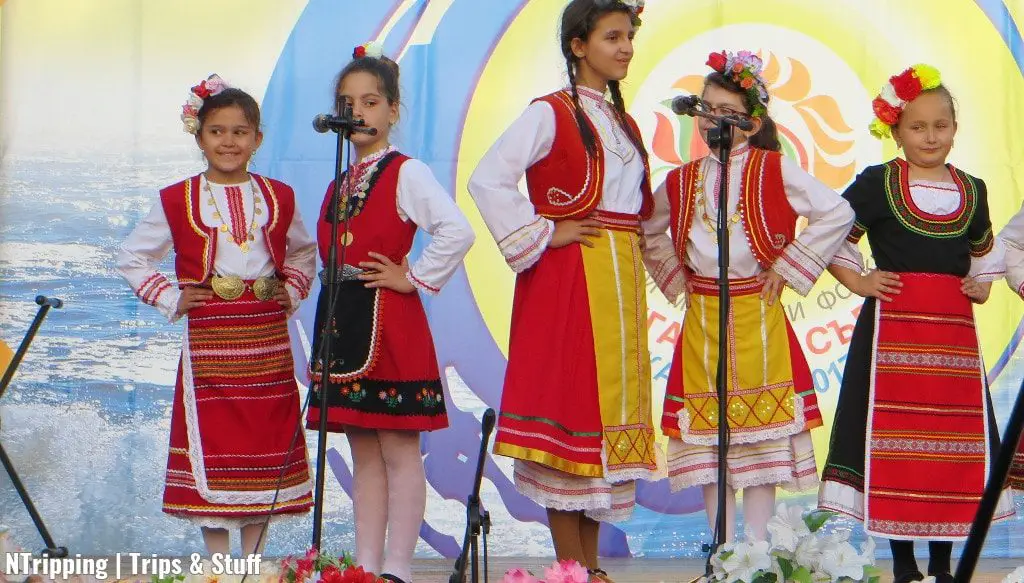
[
  {"left": 197, "top": 88, "right": 261, "bottom": 133},
  {"left": 704, "top": 72, "right": 780, "bottom": 152},
  {"left": 334, "top": 55, "right": 401, "bottom": 113},
  {"left": 895, "top": 84, "right": 957, "bottom": 127},
  {"left": 560, "top": 0, "right": 646, "bottom": 158}
]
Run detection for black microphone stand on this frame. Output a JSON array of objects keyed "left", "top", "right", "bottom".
[
  {"left": 311, "top": 102, "right": 365, "bottom": 549},
  {"left": 701, "top": 119, "right": 734, "bottom": 580},
  {"left": 673, "top": 101, "right": 753, "bottom": 581},
  {"left": 954, "top": 376, "right": 1024, "bottom": 582},
  {"left": 449, "top": 408, "right": 497, "bottom": 583},
  {"left": 0, "top": 296, "right": 68, "bottom": 557}
]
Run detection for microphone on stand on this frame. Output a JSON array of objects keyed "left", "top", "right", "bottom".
[
  {"left": 34, "top": 296, "right": 63, "bottom": 309},
  {"left": 671, "top": 95, "right": 754, "bottom": 131},
  {"left": 312, "top": 114, "right": 379, "bottom": 135}
]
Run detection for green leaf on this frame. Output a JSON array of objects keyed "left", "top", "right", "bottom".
[
  {"left": 790, "top": 566, "right": 813, "bottom": 583},
  {"left": 752, "top": 571, "right": 778, "bottom": 583},
  {"left": 803, "top": 510, "right": 836, "bottom": 533},
  {"left": 777, "top": 557, "right": 795, "bottom": 580}
]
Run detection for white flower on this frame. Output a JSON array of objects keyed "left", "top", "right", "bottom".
[
  {"left": 205, "top": 74, "right": 229, "bottom": 95},
  {"left": 766, "top": 503, "right": 811, "bottom": 553},
  {"left": 819, "top": 540, "right": 871, "bottom": 581},
  {"left": 188, "top": 93, "right": 204, "bottom": 110},
  {"left": 364, "top": 41, "right": 384, "bottom": 58},
  {"left": 860, "top": 536, "right": 876, "bottom": 564},
  {"left": 920, "top": 578, "right": 937, "bottom": 583},
  {"left": 879, "top": 82, "right": 903, "bottom": 108},
  {"left": 794, "top": 535, "right": 823, "bottom": 573},
  {"left": 1003, "top": 566, "right": 1024, "bottom": 583},
  {"left": 710, "top": 542, "right": 735, "bottom": 580},
  {"left": 182, "top": 116, "right": 200, "bottom": 135},
  {"left": 720, "top": 540, "right": 771, "bottom": 583}
]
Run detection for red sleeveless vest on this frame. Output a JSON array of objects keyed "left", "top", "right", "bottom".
[
  {"left": 316, "top": 153, "right": 415, "bottom": 268},
  {"left": 159, "top": 174, "right": 294, "bottom": 285},
  {"left": 525, "top": 90, "right": 653, "bottom": 221},
  {"left": 666, "top": 149, "right": 797, "bottom": 269}
]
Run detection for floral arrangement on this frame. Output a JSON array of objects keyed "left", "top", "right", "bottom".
[
  {"left": 352, "top": 41, "right": 384, "bottom": 60},
  {"left": 869, "top": 64, "right": 942, "bottom": 139},
  {"left": 278, "top": 549, "right": 385, "bottom": 583},
  {"left": 705, "top": 50, "right": 770, "bottom": 118},
  {"left": 501, "top": 560, "right": 592, "bottom": 583},
  {"left": 706, "top": 504, "right": 880, "bottom": 583},
  {"left": 620, "top": 0, "right": 644, "bottom": 15},
  {"left": 593, "top": 0, "right": 644, "bottom": 18},
  {"left": 180, "top": 74, "right": 230, "bottom": 135}
]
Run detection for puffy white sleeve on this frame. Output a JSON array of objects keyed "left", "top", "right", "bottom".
[
  {"left": 641, "top": 180, "right": 686, "bottom": 302},
  {"left": 280, "top": 208, "right": 317, "bottom": 313},
  {"left": 396, "top": 159, "right": 476, "bottom": 295},
  {"left": 772, "top": 156, "right": 856, "bottom": 295},
  {"left": 467, "top": 101, "right": 557, "bottom": 273},
  {"left": 115, "top": 201, "right": 182, "bottom": 322},
  {"left": 998, "top": 203, "right": 1024, "bottom": 294}
]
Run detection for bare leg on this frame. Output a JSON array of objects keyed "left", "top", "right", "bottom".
[
  {"left": 546, "top": 509, "right": 586, "bottom": 565},
  {"left": 240, "top": 521, "right": 269, "bottom": 555},
  {"left": 201, "top": 527, "right": 230, "bottom": 555}
]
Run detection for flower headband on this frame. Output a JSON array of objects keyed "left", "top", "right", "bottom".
[
  {"left": 352, "top": 41, "right": 384, "bottom": 60},
  {"left": 181, "top": 74, "right": 229, "bottom": 135},
  {"left": 594, "top": 0, "right": 645, "bottom": 16},
  {"left": 869, "top": 64, "right": 942, "bottom": 139},
  {"left": 705, "top": 50, "right": 770, "bottom": 117}
]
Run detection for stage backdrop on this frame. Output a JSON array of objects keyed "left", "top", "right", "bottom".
[{"left": 1, "top": 0, "right": 1024, "bottom": 559}]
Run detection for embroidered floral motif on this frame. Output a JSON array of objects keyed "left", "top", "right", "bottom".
[
  {"left": 416, "top": 387, "right": 442, "bottom": 408},
  {"left": 331, "top": 148, "right": 398, "bottom": 221},
  {"left": 341, "top": 382, "right": 367, "bottom": 403},
  {"left": 883, "top": 159, "right": 976, "bottom": 239},
  {"left": 379, "top": 387, "right": 403, "bottom": 408}
]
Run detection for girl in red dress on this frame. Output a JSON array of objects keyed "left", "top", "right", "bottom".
[{"left": 306, "top": 43, "right": 475, "bottom": 583}]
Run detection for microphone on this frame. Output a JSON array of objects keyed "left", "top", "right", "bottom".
[
  {"left": 671, "top": 95, "right": 702, "bottom": 115},
  {"left": 35, "top": 296, "right": 63, "bottom": 309},
  {"left": 670, "top": 94, "right": 755, "bottom": 131},
  {"left": 312, "top": 114, "right": 379, "bottom": 135},
  {"left": 481, "top": 408, "right": 497, "bottom": 437}
]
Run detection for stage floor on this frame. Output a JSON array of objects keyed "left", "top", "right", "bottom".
[{"left": 411, "top": 558, "right": 1022, "bottom": 582}]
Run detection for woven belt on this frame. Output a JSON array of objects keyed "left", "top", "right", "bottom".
[
  {"left": 210, "top": 276, "right": 281, "bottom": 301},
  {"left": 318, "top": 265, "right": 365, "bottom": 284}
]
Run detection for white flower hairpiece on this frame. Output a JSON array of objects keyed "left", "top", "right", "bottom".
[
  {"left": 352, "top": 41, "right": 384, "bottom": 60},
  {"left": 180, "top": 74, "right": 230, "bottom": 135}
]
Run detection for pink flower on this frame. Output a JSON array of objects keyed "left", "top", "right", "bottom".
[
  {"left": 543, "top": 560, "right": 590, "bottom": 583},
  {"left": 205, "top": 74, "right": 229, "bottom": 96},
  {"left": 502, "top": 568, "right": 541, "bottom": 583}
]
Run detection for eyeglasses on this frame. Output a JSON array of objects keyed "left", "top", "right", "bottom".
[{"left": 694, "top": 100, "right": 750, "bottom": 118}]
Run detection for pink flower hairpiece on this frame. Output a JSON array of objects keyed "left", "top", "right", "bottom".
[
  {"left": 352, "top": 41, "right": 384, "bottom": 60},
  {"left": 181, "top": 74, "right": 230, "bottom": 135},
  {"left": 594, "top": 0, "right": 644, "bottom": 16}
]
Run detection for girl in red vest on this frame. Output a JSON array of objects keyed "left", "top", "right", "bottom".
[
  {"left": 306, "top": 43, "right": 474, "bottom": 583},
  {"left": 642, "top": 51, "right": 854, "bottom": 541},
  {"left": 468, "top": 1, "right": 655, "bottom": 580},
  {"left": 819, "top": 65, "right": 1009, "bottom": 583},
  {"left": 116, "top": 76, "right": 315, "bottom": 555}
]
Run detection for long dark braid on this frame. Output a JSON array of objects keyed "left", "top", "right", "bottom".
[
  {"left": 608, "top": 79, "right": 648, "bottom": 158},
  {"left": 566, "top": 56, "right": 599, "bottom": 156}
]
